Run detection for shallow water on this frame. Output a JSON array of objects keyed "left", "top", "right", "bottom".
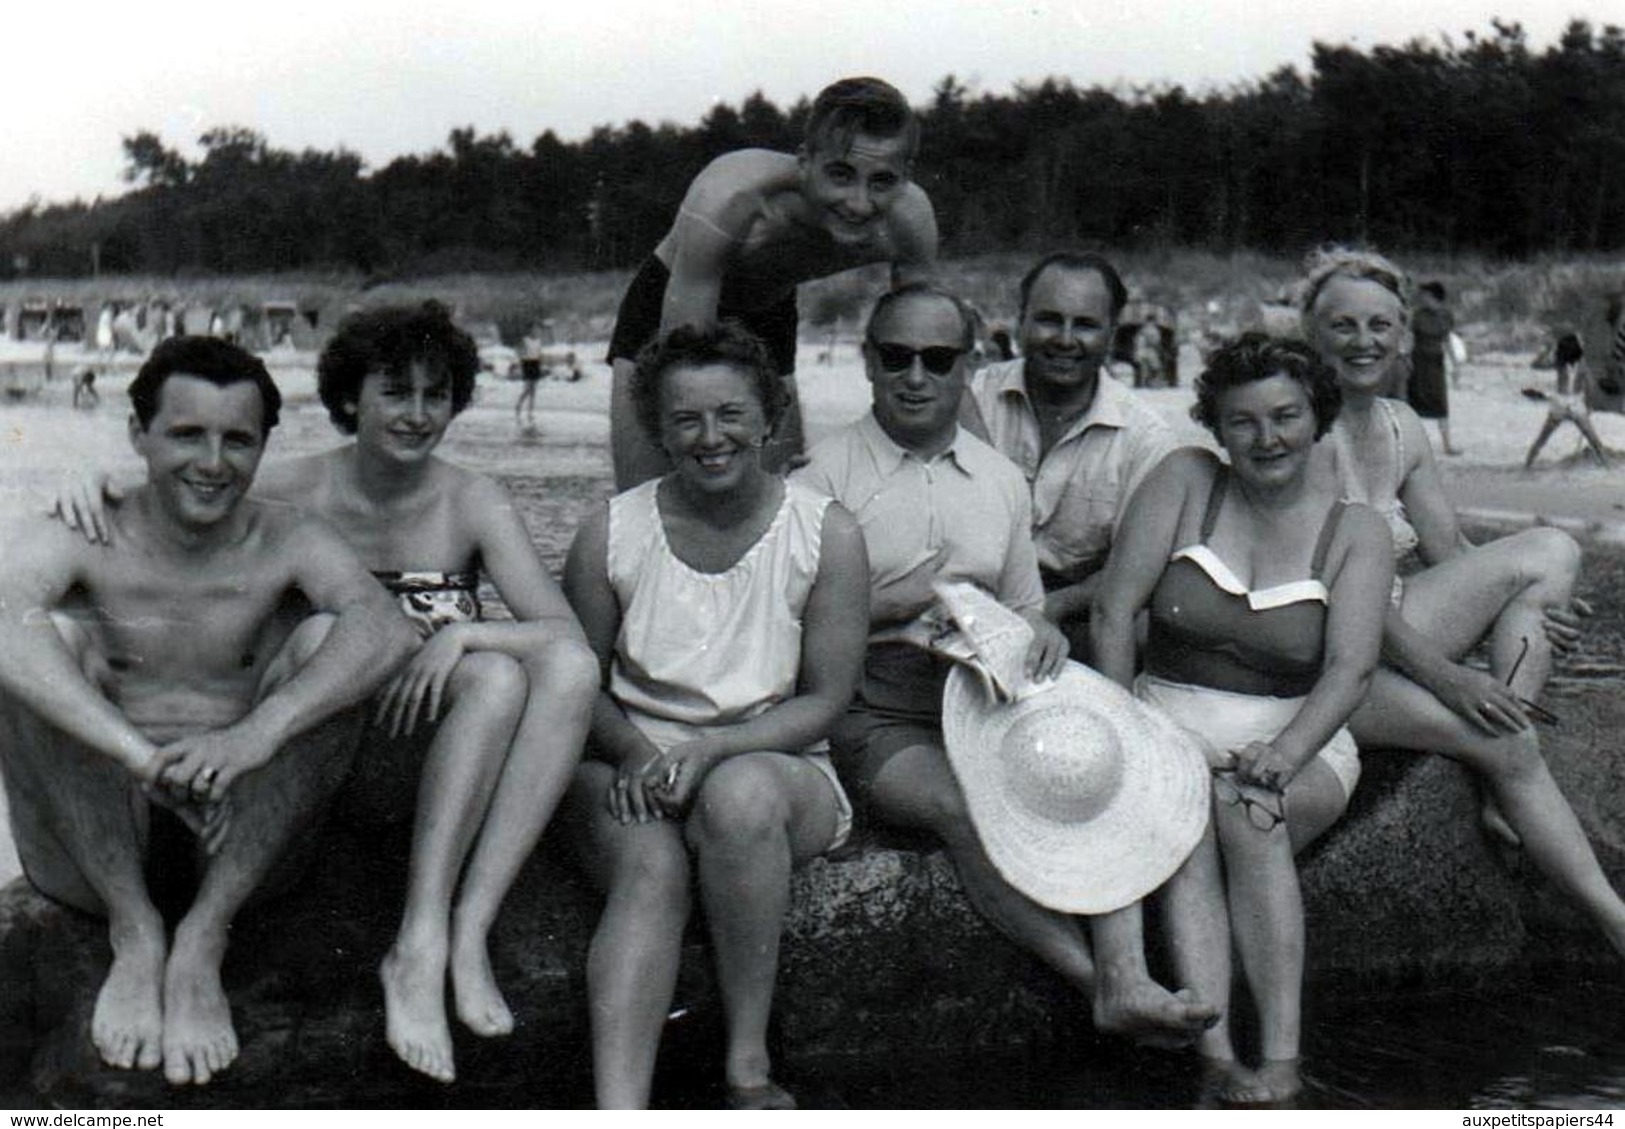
[{"left": 651, "top": 970, "right": 1625, "bottom": 1110}]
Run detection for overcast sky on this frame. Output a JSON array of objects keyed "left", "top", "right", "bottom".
[{"left": 0, "top": 0, "right": 1593, "bottom": 212}]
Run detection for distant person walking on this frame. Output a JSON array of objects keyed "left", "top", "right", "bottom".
[
  {"left": 515, "top": 335, "right": 543, "bottom": 431},
  {"left": 1407, "top": 281, "right": 1460, "bottom": 455}
]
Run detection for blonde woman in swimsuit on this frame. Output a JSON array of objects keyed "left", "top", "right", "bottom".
[
  {"left": 53, "top": 303, "right": 601, "bottom": 1085},
  {"left": 1301, "top": 249, "right": 1625, "bottom": 960},
  {"left": 1093, "top": 334, "right": 1392, "bottom": 1104}
]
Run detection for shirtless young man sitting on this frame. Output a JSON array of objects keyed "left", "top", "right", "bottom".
[
  {"left": 0, "top": 336, "right": 418, "bottom": 1086},
  {"left": 606, "top": 75, "right": 939, "bottom": 488}
]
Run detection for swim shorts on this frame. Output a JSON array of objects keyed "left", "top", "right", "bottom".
[{"left": 606, "top": 256, "right": 800, "bottom": 377}]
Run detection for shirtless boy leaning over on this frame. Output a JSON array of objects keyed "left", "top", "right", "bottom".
[
  {"left": 0, "top": 336, "right": 418, "bottom": 1086},
  {"left": 607, "top": 75, "right": 939, "bottom": 488}
]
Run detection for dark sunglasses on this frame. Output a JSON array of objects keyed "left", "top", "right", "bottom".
[{"left": 870, "top": 342, "right": 965, "bottom": 376}]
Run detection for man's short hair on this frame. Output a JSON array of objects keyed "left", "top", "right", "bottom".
[
  {"left": 1191, "top": 332, "right": 1341, "bottom": 442},
  {"left": 317, "top": 302, "right": 479, "bottom": 435},
  {"left": 1017, "top": 251, "right": 1129, "bottom": 322},
  {"left": 1419, "top": 280, "right": 1447, "bottom": 302},
  {"left": 864, "top": 282, "right": 979, "bottom": 353},
  {"left": 805, "top": 77, "right": 920, "bottom": 162},
  {"left": 630, "top": 322, "right": 789, "bottom": 443},
  {"left": 128, "top": 336, "right": 282, "bottom": 434}
]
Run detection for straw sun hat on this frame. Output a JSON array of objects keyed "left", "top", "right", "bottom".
[{"left": 942, "top": 660, "right": 1209, "bottom": 915}]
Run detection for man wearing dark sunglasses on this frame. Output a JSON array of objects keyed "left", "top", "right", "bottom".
[
  {"left": 794, "top": 282, "right": 1217, "bottom": 1048},
  {"left": 967, "top": 252, "right": 1181, "bottom": 659},
  {"left": 605, "top": 76, "right": 939, "bottom": 490}
]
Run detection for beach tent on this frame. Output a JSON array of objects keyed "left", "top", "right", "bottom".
[
  {"left": 14, "top": 300, "right": 52, "bottom": 341},
  {"left": 263, "top": 301, "right": 310, "bottom": 348},
  {"left": 17, "top": 302, "right": 87, "bottom": 344}
]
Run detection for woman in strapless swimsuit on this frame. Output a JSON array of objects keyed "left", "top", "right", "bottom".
[
  {"left": 53, "top": 303, "right": 601, "bottom": 1086},
  {"left": 1302, "top": 249, "right": 1625, "bottom": 963},
  {"left": 302, "top": 305, "right": 600, "bottom": 1085},
  {"left": 1093, "top": 335, "right": 1393, "bottom": 1104}
]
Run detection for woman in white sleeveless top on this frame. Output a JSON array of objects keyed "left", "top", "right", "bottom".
[{"left": 562, "top": 323, "right": 868, "bottom": 1110}]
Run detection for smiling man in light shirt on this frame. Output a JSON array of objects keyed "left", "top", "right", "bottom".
[{"left": 967, "top": 251, "right": 1181, "bottom": 659}]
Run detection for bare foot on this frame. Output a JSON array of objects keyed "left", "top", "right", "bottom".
[
  {"left": 1251, "top": 1058, "right": 1304, "bottom": 1104},
  {"left": 725, "top": 1080, "right": 798, "bottom": 1110},
  {"left": 1094, "top": 981, "right": 1220, "bottom": 1048},
  {"left": 1197, "top": 1057, "right": 1257, "bottom": 1109},
  {"left": 161, "top": 932, "right": 238, "bottom": 1086},
  {"left": 381, "top": 943, "right": 455, "bottom": 1082},
  {"left": 450, "top": 931, "right": 513, "bottom": 1038},
  {"left": 1217, "top": 1067, "right": 1275, "bottom": 1106},
  {"left": 93, "top": 919, "right": 166, "bottom": 1071}
]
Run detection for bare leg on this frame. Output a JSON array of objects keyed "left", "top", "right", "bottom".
[
  {"left": 163, "top": 617, "right": 361, "bottom": 1086},
  {"left": 1525, "top": 417, "right": 1562, "bottom": 468},
  {"left": 449, "top": 637, "right": 597, "bottom": 1039},
  {"left": 1353, "top": 670, "right": 1625, "bottom": 955},
  {"left": 162, "top": 706, "right": 359, "bottom": 1085},
  {"left": 381, "top": 651, "right": 526, "bottom": 1083},
  {"left": 1158, "top": 818, "right": 1242, "bottom": 1089},
  {"left": 0, "top": 697, "right": 165, "bottom": 1073},
  {"left": 566, "top": 761, "right": 691, "bottom": 1110},
  {"left": 1573, "top": 415, "right": 1613, "bottom": 467},
  {"left": 855, "top": 739, "right": 1213, "bottom": 1042},
  {"left": 611, "top": 357, "right": 671, "bottom": 490},
  {"left": 1394, "top": 529, "right": 1582, "bottom": 846},
  {"left": 1090, "top": 904, "right": 1218, "bottom": 1046},
  {"left": 1396, "top": 527, "right": 1579, "bottom": 696},
  {"left": 1213, "top": 760, "right": 1346, "bottom": 1104},
  {"left": 685, "top": 753, "right": 837, "bottom": 1104}
]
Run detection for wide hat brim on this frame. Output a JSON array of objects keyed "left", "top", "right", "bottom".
[{"left": 943, "top": 659, "right": 1210, "bottom": 914}]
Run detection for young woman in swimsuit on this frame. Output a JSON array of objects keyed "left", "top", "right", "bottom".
[
  {"left": 1524, "top": 332, "right": 1612, "bottom": 469},
  {"left": 561, "top": 323, "right": 868, "bottom": 1109},
  {"left": 1301, "top": 249, "right": 1625, "bottom": 960},
  {"left": 53, "top": 304, "right": 600, "bottom": 1085},
  {"left": 1092, "top": 334, "right": 1391, "bottom": 1104}
]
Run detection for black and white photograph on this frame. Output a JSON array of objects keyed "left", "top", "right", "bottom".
[{"left": 2, "top": 0, "right": 1624, "bottom": 1111}]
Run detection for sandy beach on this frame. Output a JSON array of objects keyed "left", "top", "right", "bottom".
[{"left": 0, "top": 337, "right": 1621, "bottom": 889}]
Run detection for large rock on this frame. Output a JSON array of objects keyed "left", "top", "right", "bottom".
[{"left": 3, "top": 683, "right": 1623, "bottom": 1108}]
